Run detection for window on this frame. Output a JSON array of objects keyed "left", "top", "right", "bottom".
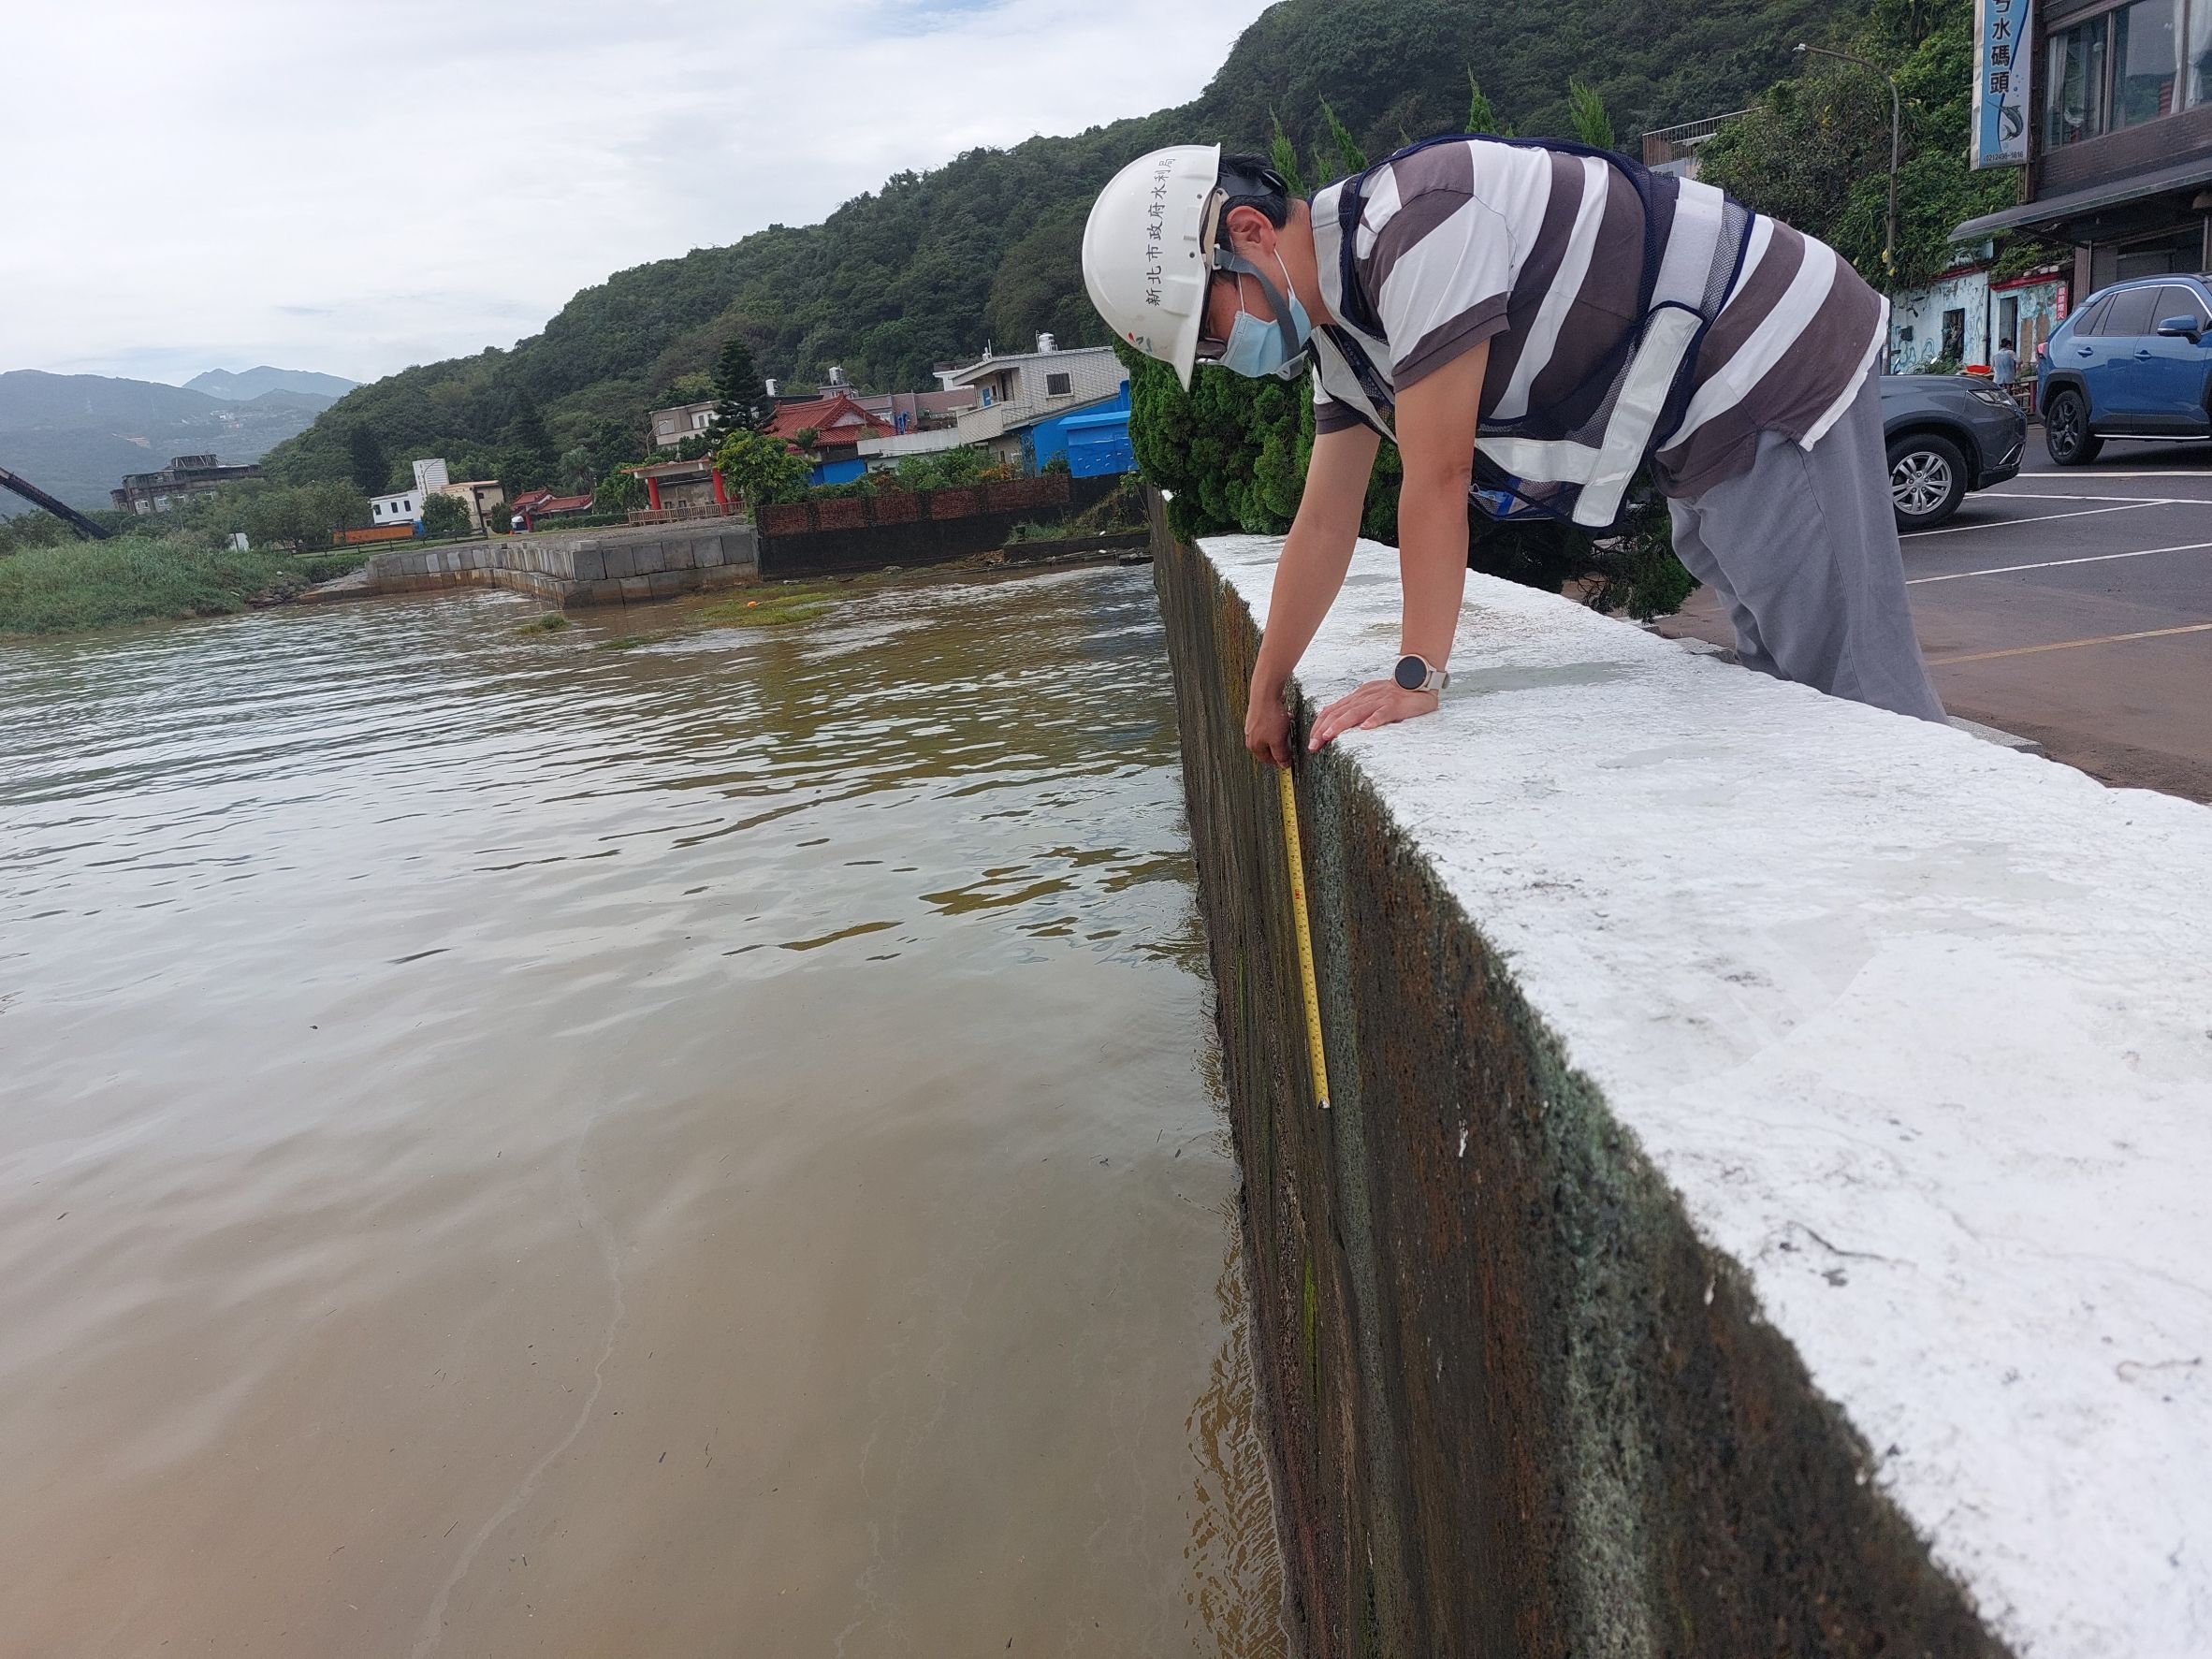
[
  {"left": 2047, "top": 16, "right": 2110, "bottom": 146},
  {"left": 2045, "top": 0, "right": 2207, "bottom": 145},
  {"left": 1942, "top": 307, "right": 1967, "bottom": 360},
  {"left": 1046, "top": 371, "right": 1073, "bottom": 396},
  {"left": 2113, "top": 0, "right": 2181, "bottom": 127},
  {"left": 2191, "top": 0, "right": 2212, "bottom": 103},
  {"left": 2074, "top": 295, "right": 2115, "bottom": 335},
  {"left": 2155, "top": 283, "right": 2210, "bottom": 325},
  {"left": 2102, "top": 284, "right": 2162, "bottom": 336},
  {"left": 372, "top": 502, "right": 383, "bottom": 516}
]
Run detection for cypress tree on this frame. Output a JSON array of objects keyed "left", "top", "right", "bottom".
[
  {"left": 346, "top": 423, "right": 389, "bottom": 494},
  {"left": 711, "top": 332, "right": 770, "bottom": 433}
]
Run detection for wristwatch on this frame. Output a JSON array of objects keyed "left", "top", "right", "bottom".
[{"left": 1393, "top": 653, "right": 1450, "bottom": 695}]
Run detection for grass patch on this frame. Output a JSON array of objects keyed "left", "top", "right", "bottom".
[
  {"left": 593, "top": 633, "right": 667, "bottom": 650},
  {"left": 700, "top": 585, "right": 838, "bottom": 628},
  {"left": 0, "top": 534, "right": 307, "bottom": 637},
  {"left": 516, "top": 612, "right": 573, "bottom": 634}
]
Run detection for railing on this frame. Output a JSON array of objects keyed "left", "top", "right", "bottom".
[
  {"left": 1640, "top": 110, "right": 1749, "bottom": 166},
  {"left": 626, "top": 501, "right": 745, "bottom": 527}
]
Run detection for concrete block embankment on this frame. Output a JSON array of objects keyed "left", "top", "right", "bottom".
[
  {"left": 363, "top": 521, "right": 758, "bottom": 606},
  {"left": 1157, "top": 527, "right": 2212, "bottom": 1657}
]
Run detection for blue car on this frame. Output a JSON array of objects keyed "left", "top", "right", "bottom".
[{"left": 2035, "top": 273, "right": 2212, "bottom": 465}]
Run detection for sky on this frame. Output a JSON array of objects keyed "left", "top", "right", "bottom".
[{"left": 2, "top": 0, "right": 1272, "bottom": 388}]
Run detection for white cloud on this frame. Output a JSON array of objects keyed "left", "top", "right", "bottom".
[{"left": 1, "top": 0, "right": 1269, "bottom": 385}]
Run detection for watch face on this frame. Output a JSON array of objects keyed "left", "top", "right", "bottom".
[{"left": 1393, "top": 655, "right": 1426, "bottom": 691}]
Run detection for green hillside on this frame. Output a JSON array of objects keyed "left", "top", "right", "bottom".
[{"left": 262, "top": 0, "right": 1831, "bottom": 493}]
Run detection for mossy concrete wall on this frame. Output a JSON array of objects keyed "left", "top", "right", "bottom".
[
  {"left": 1153, "top": 515, "right": 2212, "bottom": 1658},
  {"left": 364, "top": 521, "right": 757, "bottom": 606}
]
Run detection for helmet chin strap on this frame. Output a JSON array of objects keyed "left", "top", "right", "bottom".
[{"left": 1215, "top": 246, "right": 1305, "bottom": 359}]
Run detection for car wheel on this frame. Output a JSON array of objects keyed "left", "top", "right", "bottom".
[
  {"left": 2044, "top": 388, "right": 2103, "bottom": 466},
  {"left": 1887, "top": 432, "right": 1970, "bottom": 530}
]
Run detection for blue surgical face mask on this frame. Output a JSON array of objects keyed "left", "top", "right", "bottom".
[{"left": 1215, "top": 253, "right": 1312, "bottom": 380}]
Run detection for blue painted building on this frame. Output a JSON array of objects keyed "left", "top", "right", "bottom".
[{"left": 1020, "top": 386, "right": 1133, "bottom": 478}]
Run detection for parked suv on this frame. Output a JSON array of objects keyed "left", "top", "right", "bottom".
[
  {"left": 2035, "top": 274, "right": 2212, "bottom": 465},
  {"left": 1880, "top": 374, "right": 2028, "bottom": 529}
]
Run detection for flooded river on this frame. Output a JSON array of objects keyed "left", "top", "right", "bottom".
[{"left": 0, "top": 569, "right": 1283, "bottom": 1656}]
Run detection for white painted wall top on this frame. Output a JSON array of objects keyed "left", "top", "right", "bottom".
[{"left": 1200, "top": 532, "right": 2212, "bottom": 1659}]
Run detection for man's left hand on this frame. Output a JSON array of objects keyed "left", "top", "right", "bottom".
[{"left": 1308, "top": 679, "right": 1439, "bottom": 750}]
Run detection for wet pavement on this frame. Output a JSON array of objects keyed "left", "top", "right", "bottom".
[{"left": 0, "top": 570, "right": 1285, "bottom": 1657}]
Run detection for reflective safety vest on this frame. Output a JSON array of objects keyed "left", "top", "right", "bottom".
[{"left": 1311, "top": 138, "right": 1754, "bottom": 533}]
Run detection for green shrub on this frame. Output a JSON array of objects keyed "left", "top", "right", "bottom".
[{"left": 0, "top": 533, "right": 295, "bottom": 636}]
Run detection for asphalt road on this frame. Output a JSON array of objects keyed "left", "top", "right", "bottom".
[{"left": 1657, "top": 431, "right": 2212, "bottom": 803}]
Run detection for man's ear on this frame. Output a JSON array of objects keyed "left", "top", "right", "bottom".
[{"left": 1221, "top": 203, "right": 1278, "bottom": 261}]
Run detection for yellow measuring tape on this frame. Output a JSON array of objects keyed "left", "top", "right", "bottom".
[{"left": 1275, "top": 764, "right": 1332, "bottom": 1112}]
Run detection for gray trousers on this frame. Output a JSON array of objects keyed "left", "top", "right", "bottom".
[{"left": 1666, "top": 368, "right": 1946, "bottom": 721}]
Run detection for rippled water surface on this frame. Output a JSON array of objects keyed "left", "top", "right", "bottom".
[{"left": 0, "top": 570, "right": 1283, "bottom": 1656}]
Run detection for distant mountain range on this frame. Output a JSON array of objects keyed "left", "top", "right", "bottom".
[
  {"left": 186, "top": 366, "right": 357, "bottom": 402},
  {"left": 0, "top": 369, "right": 349, "bottom": 514}
]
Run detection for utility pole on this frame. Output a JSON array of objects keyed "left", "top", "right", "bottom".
[{"left": 1797, "top": 43, "right": 1900, "bottom": 282}]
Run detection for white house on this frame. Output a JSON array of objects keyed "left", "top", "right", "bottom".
[
  {"left": 370, "top": 487, "right": 424, "bottom": 525},
  {"left": 648, "top": 400, "right": 720, "bottom": 449}
]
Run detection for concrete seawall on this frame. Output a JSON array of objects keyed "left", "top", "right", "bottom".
[
  {"left": 363, "top": 521, "right": 758, "bottom": 606},
  {"left": 1155, "top": 526, "right": 2212, "bottom": 1656}
]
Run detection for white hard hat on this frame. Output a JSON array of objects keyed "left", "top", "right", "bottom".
[{"left": 1083, "top": 144, "right": 1222, "bottom": 391}]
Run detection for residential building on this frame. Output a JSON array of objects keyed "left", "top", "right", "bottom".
[
  {"left": 510, "top": 488, "right": 596, "bottom": 531},
  {"left": 441, "top": 479, "right": 507, "bottom": 533},
  {"left": 648, "top": 400, "right": 720, "bottom": 450},
  {"left": 110, "top": 453, "right": 261, "bottom": 513},
  {"left": 381, "top": 458, "right": 504, "bottom": 533},
  {"left": 941, "top": 338, "right": 1123, "bottom": 413},
  {"left": 1888, "top": 260, "right": 2070, "bottom": 396},
  {"left": 853, "top": 386, "right": 979, "bottom": 433},
  {"left": 370, "top": 487, "right": 425, "bottom": 526},
  {"left": 764, "top": 392, "right": 895, "bottom": 486},
  {"left": 1955, "top": 0, "right": 2212, "bottom": 297},
  {"left": 939, "top": 340, "right": 1129, "bottom": 466}
]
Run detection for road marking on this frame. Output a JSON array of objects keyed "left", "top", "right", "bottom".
[
  {"left": 1908, "top": 537, "right": 2212, "bottom": 585},
  {"left": 1931, "top": 621, "right": 2212, "bottom": 665},
  {"left": 1977, "top": 490, "right": 2185, "bottom": 503},
  {"left": 2012, "top": 468, "right": 2212, "bottom": 479},
  {"left": 1902, "top": 502, "right": 2162, "bottom": 538}
]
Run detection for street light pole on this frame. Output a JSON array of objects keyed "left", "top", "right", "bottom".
[{"left": 1796, "top": 42, "right": 1900, "bottom": 280}]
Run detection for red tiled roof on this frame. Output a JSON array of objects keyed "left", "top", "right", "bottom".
[{"left": 763, "top": 393, "right": 893, "bottom": 444}]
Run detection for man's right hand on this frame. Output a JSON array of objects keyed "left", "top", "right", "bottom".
[{"left": 1245, "top": 677, "right": 1291, "bottom": 765}]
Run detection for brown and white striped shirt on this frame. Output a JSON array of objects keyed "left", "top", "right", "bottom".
[{"left": 1307, "top": 138, "right": 1887, "bottom": 499}]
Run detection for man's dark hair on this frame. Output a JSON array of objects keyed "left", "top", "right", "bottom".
[
  {"left": 1999, "top": 337, "right": 2015, "bottom": 349},
  {"left": 1216, "top": 153, "right": 1291, "bottom": 233}
]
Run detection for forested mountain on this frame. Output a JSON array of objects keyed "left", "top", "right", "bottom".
[
  {"left": 261, "top": 0, "right": 1833, "bottom": 493},
  {"left": 0, "top": 371, "right": 337, "bottom": 514}
]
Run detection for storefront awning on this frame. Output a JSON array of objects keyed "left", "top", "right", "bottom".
[{"left": 1953, "top": 156, "right": 2212, "bottom": 242}]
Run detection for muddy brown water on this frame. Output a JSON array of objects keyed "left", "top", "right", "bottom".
[{"left": 0, "top": 569, "right": 1284, "bottom": 1656}]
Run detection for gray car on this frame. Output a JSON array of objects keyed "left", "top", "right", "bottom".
[{"left": 1879, "top": 373, "right": 2028, "bottom": 531}]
